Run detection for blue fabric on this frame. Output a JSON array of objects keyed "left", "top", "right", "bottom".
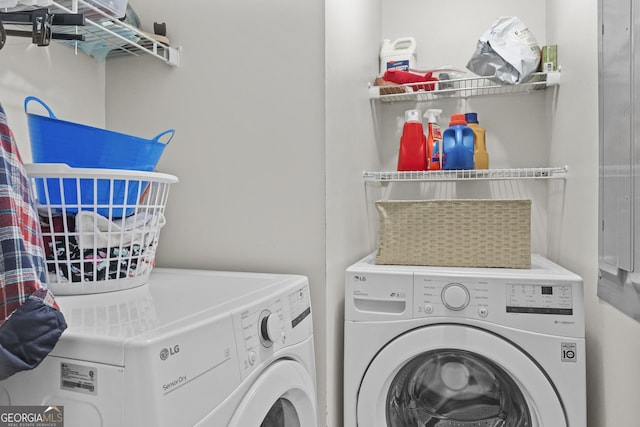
[{"left": 0, "top": 291, "right": 67, "bottom": 380}]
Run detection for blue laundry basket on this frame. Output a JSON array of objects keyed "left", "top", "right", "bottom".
[{"left": 24, "top": 96, "right": 174, "bottom": 217}]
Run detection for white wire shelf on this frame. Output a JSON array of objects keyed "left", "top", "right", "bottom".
[
  {"left": 363, "top": 166, "right": 568, "bottom": 182},
  {"left": 369, "top": 71, "right": 560, "bottom": 103},
  {"left": 56, "top": 0, "right": 179, "bottom": 65},
  {"left": 3, "top": 0, "right": 180, "bottom": 65}
]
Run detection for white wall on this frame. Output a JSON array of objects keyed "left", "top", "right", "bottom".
[
  {"left": 0, "top": 42, "right": 105, "bottom": 158},
  {"left": 325, "top": 0, "right": 381, "bottom": 425},
  {"left": 546, "top": 1, "right": 640, "bottom": 425},
  {"left": 103, "top": 0, "right": 330, "bottom": 425},
  {"left": 3, "top": 1, "right": 640, "bottom": 426},
  {"left": 0, "top": 1, "right": 330, "bottom": 425}
]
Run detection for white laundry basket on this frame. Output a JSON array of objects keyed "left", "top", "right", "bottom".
[{"left": 25, "top": 163, "right": 178, "bottom": 295}]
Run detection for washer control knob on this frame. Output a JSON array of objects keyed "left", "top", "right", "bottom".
[{"left": 441, "top": 283, "right": 470, "bottom": 311}]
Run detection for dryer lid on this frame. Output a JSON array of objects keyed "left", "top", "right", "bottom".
[{"left": 51, "top": 268, "right": 309, "bottom": 366}]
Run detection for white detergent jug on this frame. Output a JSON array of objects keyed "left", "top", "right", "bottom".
[{"left": 379, "top": 37, "right": 417, "bottom": 74}]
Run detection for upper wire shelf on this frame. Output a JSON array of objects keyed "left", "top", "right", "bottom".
[
  {"left": 363, "top": 166, "right": 568, "bottom": 182},
  {"left": 2, "top": 0, "right": 179, "bottom": 65},
  {"left": 369, "top": 71, "right": 560, "bottom": 103},
  {"left": 53, "top": 0, "right": 179, "bottom": 65}
]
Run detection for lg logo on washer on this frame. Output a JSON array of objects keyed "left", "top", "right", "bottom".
[
  {"left": 561, "top": 342, "right": 577, "bottom": 362},
  {"left": 159, "top": 345, "right": 181, "bottom": 361}
]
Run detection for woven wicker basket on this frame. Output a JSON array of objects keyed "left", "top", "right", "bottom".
[{"left": 375, "top": 199, "right": 531, "bottom": 268}]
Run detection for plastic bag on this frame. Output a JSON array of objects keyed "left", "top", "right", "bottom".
[{"left": 466, "top": 16, "right": 541, "bottom": 84}]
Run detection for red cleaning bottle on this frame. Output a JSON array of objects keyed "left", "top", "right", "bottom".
[{"left": 397, "top": 109, "right": 427, "bottom": 171}]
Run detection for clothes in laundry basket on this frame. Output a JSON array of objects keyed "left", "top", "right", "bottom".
[
  {"left": 0, "top": 101, "right": 66, "bottom": 380},
  {"left": 40, "top": 210, "right": 164, "bottom": 283}
]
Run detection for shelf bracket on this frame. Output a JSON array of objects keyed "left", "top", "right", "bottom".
[{"left": 0, "top": 8, "right": 85, "bottom": 48}]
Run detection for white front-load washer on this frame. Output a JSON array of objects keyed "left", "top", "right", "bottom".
[
  {"left": 0, "top": 268, "right": 318, "bottom": 427},
  {"left": 344, "top": 253, "right": 586, "bottom": 427}
]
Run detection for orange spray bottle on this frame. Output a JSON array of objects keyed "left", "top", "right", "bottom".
[{"left": 424, "top": 109, "right": 443, "bottom": 170}]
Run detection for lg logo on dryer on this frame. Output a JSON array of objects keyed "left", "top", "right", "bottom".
[{"left": 159, "top": 345, "right": 181, "bottom": 361}]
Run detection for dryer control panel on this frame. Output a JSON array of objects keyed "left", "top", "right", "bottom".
[{"left": 233, "top": 283, "right": 312, "bottom": 380}]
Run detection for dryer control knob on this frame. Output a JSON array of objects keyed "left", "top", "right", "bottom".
[
  {"left": 441, "top": 283, "right": 470, "bottom": 311},
  {"left": 261, "top": 312, "right": 283, "bottom": 345}
]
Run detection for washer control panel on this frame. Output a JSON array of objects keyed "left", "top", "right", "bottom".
[
  {"left": 506, "top": 283, "right": 573, "bottom": 315},
  {"left": 415, "top": 276, "right": 489, "bottom": 319},
  {"left": 415, "top": 275, "right": 575, "bottom": 320},
  {"left": 345, "top": 253, "right": 584, "bottom": 336}
]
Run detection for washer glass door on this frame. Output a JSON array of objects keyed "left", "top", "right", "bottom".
[
  {"left": 357, "top": 324, "right": 567, "bottom": 427},
  {"left": 387, "top": 349, "right": 530, "bottom": 426}
]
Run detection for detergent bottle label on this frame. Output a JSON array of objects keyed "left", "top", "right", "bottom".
[
  {"left": 385, "top": 59, "right": 410, "bottom": 72},
  {"left": 428, "top": 125, "right": 442, "bottom": 170},
  {"left": 432, "top": 126, "right": 442, "bottom": 141},
  {"left": 431, "top": 141, "right": 440, "bottom": 165}
]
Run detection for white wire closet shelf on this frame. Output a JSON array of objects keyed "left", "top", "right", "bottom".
[
  {"left": 363, "top": 166, "right": 568, "bottom": 182},
  {"left": 369, "top": 71, "right": 560, "bottom": 103},
  {"left": 56, "top": 0, "right": 179, "bottom": 65},
  {"left": 3, "top": 0, "right": 180, "bottom": 65}
]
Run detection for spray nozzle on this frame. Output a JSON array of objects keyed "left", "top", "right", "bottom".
[{"left": 424, "top": 109, "right": 443, "bottom": 123}]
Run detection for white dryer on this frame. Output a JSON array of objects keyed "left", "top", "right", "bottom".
[
  {"left": 0, "top": 268, "right": 318, "bottom": 427},
  {"left": 344, "top": 253, "right": 586, "bottom": 427}
]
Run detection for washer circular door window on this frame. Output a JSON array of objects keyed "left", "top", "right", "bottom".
[
  {"left": 357, "top": 325, "right": 566, "bottom": 427},
  {"left": 227, "top": 359, "right": 317, "bottom": 427}
]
